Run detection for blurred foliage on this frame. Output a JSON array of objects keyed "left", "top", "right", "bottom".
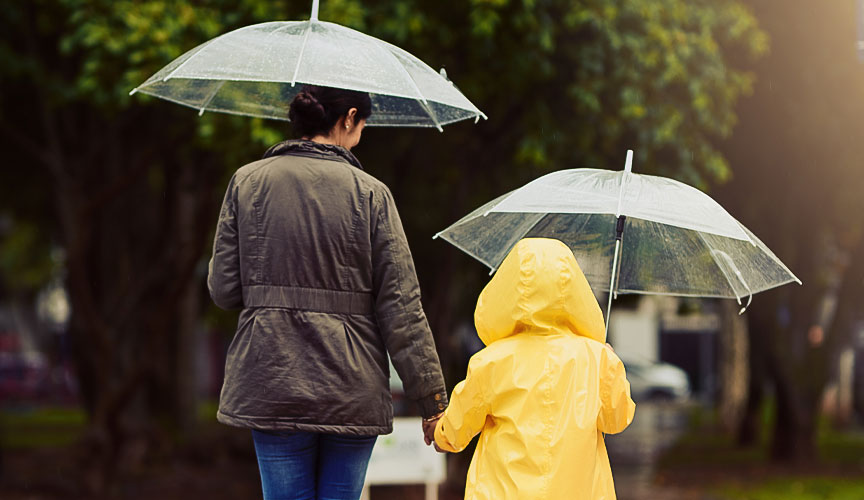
[
  {"left": 0, "top": 0, "right": 767, "bottom": 304},
  {"left": 0, "top": 219, "right": 57, "bottom": 292},
  {"left": 660, "top": 401, "right": 864, "bottom": 469},
  {"left": 338, "top": 0, "right": 768, "bottom": 188}
]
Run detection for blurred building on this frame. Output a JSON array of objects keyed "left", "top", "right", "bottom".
[
  {"left": 609, "top": 296, "right": 719, "bottom": 402},
  {"left": 0, "top": 279, "right": 77, "bottom": 406}
]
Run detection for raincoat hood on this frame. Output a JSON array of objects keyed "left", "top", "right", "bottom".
[{"left": 475, "top": 238, "right": 605, "bottom": 346}]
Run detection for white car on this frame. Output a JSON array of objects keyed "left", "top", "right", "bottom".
[{"left": 622, "top": 359, "right": 690, "bottom": 402}]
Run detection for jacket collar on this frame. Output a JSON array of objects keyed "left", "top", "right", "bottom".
[{"left": 262, "top": 140, "right": 364, "bottom": 170}]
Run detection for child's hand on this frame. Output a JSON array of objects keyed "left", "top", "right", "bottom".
[{"left": 422, "top": 413, "right": 443, "bottom": 445}]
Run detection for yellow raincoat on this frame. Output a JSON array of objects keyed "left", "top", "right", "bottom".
[{"left": 434, "top": 238, "right": 636, "bottom": 500}]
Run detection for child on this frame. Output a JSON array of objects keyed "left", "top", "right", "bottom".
[{"left": 434, "top": 238, "right": 636, "bottom": 500}]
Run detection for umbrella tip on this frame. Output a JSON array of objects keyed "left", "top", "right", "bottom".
[
  {"left": 129, "top": 88, "right": 138, "bottom": 96},
  {"left": 625, "top": 150, "right": 634, "bottom": 173},
  {"left": 311, "top": 0, "right": 319, "bottom": 20}
]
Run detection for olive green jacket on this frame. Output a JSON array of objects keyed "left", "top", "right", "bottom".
[{"left": 208, "top": 140, "right": 447, "bottom": 435}]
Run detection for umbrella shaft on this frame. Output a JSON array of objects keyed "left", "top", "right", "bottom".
[{"left": 604, "top": 238, "right": 622, "bottom": 336}]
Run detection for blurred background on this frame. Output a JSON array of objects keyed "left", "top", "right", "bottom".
[{"left": 2, "top": 0, "right": 864, "bottom": 498}]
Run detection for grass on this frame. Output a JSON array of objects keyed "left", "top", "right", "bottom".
[
  {"left": 0, "top": 406, "right": 86, "bottom": 449},
  {"left": 657, "top": 402, "right": 864, "bottom": 500},
  {"left": 717, "top": 477, "right": 864, "bottom": 500},
  {"left": 817, "top": 421, "right": 864, "bottom": 467},
  {"left": 1, "top": 401, "right": 227, "bottom": 450}
]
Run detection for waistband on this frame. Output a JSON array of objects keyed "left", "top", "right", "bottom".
[{"left": 243, "top": 285, "right": 374, "bottom": 315}]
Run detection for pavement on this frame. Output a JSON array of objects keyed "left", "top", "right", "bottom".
[{"left": 606, "top": 401, "right": 701, "bottom": 500}]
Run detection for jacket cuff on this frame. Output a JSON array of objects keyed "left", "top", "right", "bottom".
[
  {"left": 433, "top": 418, "right": 456, "bottom": 452},
  {"left": 415, "top": 390, "right": 448, "bottom": 419}
]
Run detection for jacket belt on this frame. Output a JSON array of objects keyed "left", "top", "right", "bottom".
[{"left": 243, "top": 285, "right": 374, "bottom": 315}]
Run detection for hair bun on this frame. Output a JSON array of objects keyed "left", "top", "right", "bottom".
[{"left": 289, "top": 90, "right": 327, "bottom": 133}]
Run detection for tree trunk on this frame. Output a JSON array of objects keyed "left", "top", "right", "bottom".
[
  {"left": 763, "top": 233, "right": 864, "bottom": 463},
  {"left": 43, "top": 111, "right": 216, "bottom": 492},
  {"left": 718, "top": 300, "right": 749, "bottom": 435},
  {"left": 770, "top": 376, "right": 820, "bottom": 463},
  {"left": 737, "top": 303, "right": 772, "bottom": 447},
  {"left": 832, "top": 347, "right": 856, "bottom": 428}
]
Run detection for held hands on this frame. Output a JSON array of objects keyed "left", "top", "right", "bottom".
[
  {"left": 422, "top": 412, "right": 444, "bottom": 451},
  {"left": 422, "top": 413, "right": 441, "bottom": 445}
]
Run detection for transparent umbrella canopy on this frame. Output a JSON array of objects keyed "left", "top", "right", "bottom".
[
  {"left": 130, "top": 0, "right": 486, "bottom": 130},
  {"left": 435, "top": 151, "right": 801, "bottom": 331}
]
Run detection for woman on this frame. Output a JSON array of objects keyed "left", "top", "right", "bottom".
[{"left": 208, "top": 85, "right": 448, "bottom": 500}]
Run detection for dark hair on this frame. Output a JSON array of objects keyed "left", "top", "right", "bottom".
[{"left": 288, "top": 85, "right": 372, "bottom": 137}]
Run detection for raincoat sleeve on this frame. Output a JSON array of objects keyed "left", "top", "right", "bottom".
[
  {"left": 433, "top": 355, "right": 489, "bottom": 453},
  {"left": 208, "top": 174, "right": 244, "bottom": 310},
  {"left": 597, "top": 346, "right": 636, "bottom": 434},
  {"left": 371, "top": 187, "right": 448, "bottom": 418}
]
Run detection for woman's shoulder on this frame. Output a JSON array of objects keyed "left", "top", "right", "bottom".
[
  {"left": 231, "top": 156, "right": 282, "bottom": 185},
  {"left": 232, "top": 153, "right": 387, "bottom": 191}
]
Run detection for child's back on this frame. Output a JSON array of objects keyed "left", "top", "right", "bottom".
[{"left": 435, "top": 238, "right": 635, "bottom": 500}]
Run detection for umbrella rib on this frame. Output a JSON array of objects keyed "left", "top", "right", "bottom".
[
  {"left": 369, "top": 43, "right": 428, "bottom": 102},
  {"left": 435, "top": 233, "right": 498, "bottom": 273},
  {"left": 486, "top": 212, "right": 552, "bottom": 273},
  {"left": 419, "top": 100, "right": 444, "bottom": 132},
  {"left": 291, "top": 20, "right": 314, "bottom": 87},
  {"left": 696, "top": 231, "right": 753, "bottom": 311},
  {"left": 133, "top": 88, "right": 289, "bottom": 120},
  {"left": 438, "top": 212, "right": 547, "bottom": 274},
  {"left": 739, "top": 225, "right": 802, "bottom": 285},
  {"left": 161, "top": 39, "right": 216, "bottom": 82},
  {"left": 198, "top": 80, "right": 227, "bottom": 115},
  {"left": 369, "top": 42, "right": 445, "bottom": 131},
  {"left": 157, "top": 22, "right": 268, "bottom": 83},
  {"left": 159, "top": 24, "right": 260, "bottom": 83}
]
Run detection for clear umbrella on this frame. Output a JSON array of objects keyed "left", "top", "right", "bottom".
[
  {"left": 129, "top": 0, "right": 486, "bottom": 130},
  {"left": 435, "top": 150, "right": 801, "bottom": 332}
]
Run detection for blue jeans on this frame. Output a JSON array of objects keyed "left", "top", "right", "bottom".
[{"left": 251, "top": 430, "right": 377, "bottom": 500}]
